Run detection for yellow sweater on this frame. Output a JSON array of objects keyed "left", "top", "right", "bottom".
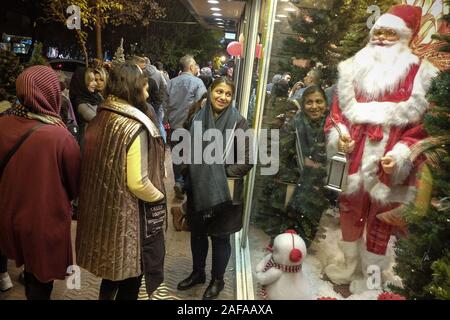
[{"left": 127, "top": 131, "right": 164, "bottom": 202}]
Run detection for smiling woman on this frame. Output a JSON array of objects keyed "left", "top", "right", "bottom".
[
  {"left": 177, "top": 76, "right": 252, "bottom": 300},
  {"left": 211, "top": 79, "right": 235, "bottom": 115}
]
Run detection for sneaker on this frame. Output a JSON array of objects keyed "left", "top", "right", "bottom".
[{"left": 0, "top": 272, "right": 13, "bottom": 292}]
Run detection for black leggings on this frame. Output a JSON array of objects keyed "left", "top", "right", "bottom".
[
  {"left": 99, "top": 275, "right": 143, "bottom": 300},
  {"left": 191, "top": 229, "right": 231, "bottom": 280}
]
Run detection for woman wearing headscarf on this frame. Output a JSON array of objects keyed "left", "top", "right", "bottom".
[
  {"left": 69, "top": 67, "right": 103, "bottom": 143},
  {"left": 0, "top": 65, "right": 81, "bottom": 299},
  {"left": 76, "top": 63, "right": 166, "bottom": 300},
  {"left": 177, "top": 77, "right": 252, "bottom": 300},
  {"left": 279, "top": 85, "right": 332, "bottom": 246}
]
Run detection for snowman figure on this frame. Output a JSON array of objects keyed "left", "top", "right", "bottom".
[{"left": 256, "top": 230, "right": 313, "bottom": 300}]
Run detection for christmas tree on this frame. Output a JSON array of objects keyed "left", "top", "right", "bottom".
[
  {"left": 279, "top": 1, "right": 344, "bottom": 84},
  {"left": 112, "top": 37, "right": 125, "bottom": 68},
  {"left": 0, "top": 49, "right": 24, "bottom": 102},
  {"left": 279, "top": 0, "right": 399, "bottom": 84},
  {"left": 391, "top": 2, "right": 450, "bottom": 299},
  {"left": 336, "top": 0, "right": 398, "bottom": 60},
  {"left": 26, "top": 42, "right": 48, "bottom": 67}
]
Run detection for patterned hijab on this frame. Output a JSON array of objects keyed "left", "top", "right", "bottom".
[{"left": 15, "top": 65, "right": 62, "bottom": 122}]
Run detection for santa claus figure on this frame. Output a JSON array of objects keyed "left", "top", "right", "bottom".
[{"left": 324, "top": 4, "right": 439, "bottom": 293}]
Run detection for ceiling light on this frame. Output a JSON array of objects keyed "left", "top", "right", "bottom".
[
  {"left": 285, "top": 8, "right": 296, "bottom": 12},
  {"left": 208, "top": 0, "right": 219, "bottom": 4},
  {"left": 274, "top": 19, "right": 281, "bottom": 23},
  {"left": 212, "top": 13, "right": 222, "bottom": 16},
  {"left": 276, "top": 14, "right": 288, "bottom": 18},
  {"left": 214, "top": 18, "right": 223, "bottom": 21},
  {"left": 211, "top": 7, "right": 221, "bottom": 11}
]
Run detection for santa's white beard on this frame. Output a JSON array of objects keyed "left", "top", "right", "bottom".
[{"left": 352, "top": 40, "right": 419, "bottom": 99}]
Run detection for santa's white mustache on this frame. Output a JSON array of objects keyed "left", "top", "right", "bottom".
[{"left": 370, "top": 39, "right": 397, "bottom": 47}]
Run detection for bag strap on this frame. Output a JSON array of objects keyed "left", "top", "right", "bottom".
[{"left": 0, "top": 123, "right": 46, "bottom": 178}]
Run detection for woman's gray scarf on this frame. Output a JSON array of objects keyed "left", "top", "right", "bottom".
[{"left": 188, "top": 96, "right": 239, "bottom": 212}]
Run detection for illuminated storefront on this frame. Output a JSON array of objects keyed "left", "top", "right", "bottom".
[{"left": 183, "top": 0, "right": 448, "bottom": 299}]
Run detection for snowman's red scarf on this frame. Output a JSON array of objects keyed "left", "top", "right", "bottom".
[
  {"left": 262, "top": 257, "right": 302, "bottom": 273},
  {"left": 259, "top": 257, "right": 302, "bottom": 299}
]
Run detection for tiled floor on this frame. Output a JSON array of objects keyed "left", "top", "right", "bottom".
[{"left": 0, "top": 149, "right": 236, "bottom": 300}]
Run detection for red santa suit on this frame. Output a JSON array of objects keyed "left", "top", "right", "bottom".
[{"left": 324, "top": 4, "right": 439, "bottom": 290}]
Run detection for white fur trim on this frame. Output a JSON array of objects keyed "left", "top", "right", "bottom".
[
  {"left": 371, "top": 14, "right": 413, "bottom": 40},
  {"left": 343, "top": 173, "right": 362, "bottom": 195},
  {"left": 337, "top": 59, "right": 439, "bottom": 126},
  {"left": 370, "top": 183, "right": 392, "bottom": 204},
  {"left": 385, "top": 143, "right": 412, "bottom": 185},
  {"left": 326, "top": 123, "right": 349, "bottom": 158},
  {"left": 370, "top": 183, "right": 417, "bottom": 204},
  {"left": 323, "top": 240, "right": 362, "bottom": 285}
]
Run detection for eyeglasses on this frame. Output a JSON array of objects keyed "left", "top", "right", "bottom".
[{"left": 373, "top": 28, "right": 398, "bottom": 37}]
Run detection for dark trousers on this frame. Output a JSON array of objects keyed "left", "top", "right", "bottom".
[
  {"left": 169, "top": 128, "right": 185, "bottom": 186},
  {"left": 24, "top": 272, "right": 54, "bottom": 300},
  {"left": 99, "top": 275, "right": 143, "bottom": 300},
  {"left": 191, "top": 227, "right": 231, "bottom": 280},
  {"left": 0, "top": 252, "right": 7, "bottom": 273}
]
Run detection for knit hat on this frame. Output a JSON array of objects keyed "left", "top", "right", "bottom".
[
  {"left": 371, "top": 4, "right": 422, "bottom": 40},
  {"left": 16, "top": 65, "right": 62, "bottom": 118}
]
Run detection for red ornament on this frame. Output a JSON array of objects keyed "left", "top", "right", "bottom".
[
  {"left": 377, "top": 292, "right": 406, "bottom": 300},
  {"left": 227, "top": 41, "right": 242, "bottom": 57}
]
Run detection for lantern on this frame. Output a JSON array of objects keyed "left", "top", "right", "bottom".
[{"left": 325, "top": 152, "right": 348, "bottom": 192}]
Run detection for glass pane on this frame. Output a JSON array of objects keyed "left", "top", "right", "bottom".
[{"left": 244, "top": 0, "right": 448, "bottom": 300}]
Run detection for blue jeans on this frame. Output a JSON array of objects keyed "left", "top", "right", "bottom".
[{"left": 169, "top": 128, "right": 184, "bottom": 187}]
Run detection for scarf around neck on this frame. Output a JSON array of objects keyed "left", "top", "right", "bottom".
[{"left": 188, "top": 96, "right": 240, "bottom": 212}]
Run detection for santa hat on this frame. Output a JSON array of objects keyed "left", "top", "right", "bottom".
[{"left": 371, "top": 4, "right": 422, "bottom": 40}]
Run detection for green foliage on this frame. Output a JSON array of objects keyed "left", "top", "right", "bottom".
[
  {"left": 283, "top": 167, "right": 330, "bottom": 247},
  {"left": 279, "top": 1, "right": 344, "bottom": 84},
  {"left": 427, "top": 252, "right": 450, "bottom": 299},
  {"left": 391, "top": 202, "right": 450, "bottom": 299},
  {"left": 391, "top": 1, "right": 450, "bottom": 297},
  {"left": 336, "top": 0, "right": 398, "bottom": 60},
  {"left": 26, "top": 43, "right": 48, "bottom": 67},
  {"left": 137, "top": 0, "right": 222, "bottom": 67},
  {"left": 280, "top": 0, "right": 399, "bottom": 84},
  {"left": 0, "top": 50, "right": 24, "bottom": 102}
]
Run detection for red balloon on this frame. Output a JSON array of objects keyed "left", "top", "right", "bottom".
[{"left": 227, "top": 41, "right": 241, "bottom": 57}]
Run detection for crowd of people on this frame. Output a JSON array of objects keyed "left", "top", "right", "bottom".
[{"left": 0, "top": 50, "right": 249, "bottom": 300}]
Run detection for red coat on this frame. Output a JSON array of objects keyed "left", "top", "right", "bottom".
[
  {"left": 325, "top": 58, "right": 438, "bottom": 204},
  {"left": 0, "top": 116, "right": 80, "bottom": 282}
]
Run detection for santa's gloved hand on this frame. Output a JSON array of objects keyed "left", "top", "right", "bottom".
[
  {"left": 381, "top": 156, "right": 396, "bottom": 174},
  {"left": 338, "top": 135, "right": 355, "bottom": 154}
]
